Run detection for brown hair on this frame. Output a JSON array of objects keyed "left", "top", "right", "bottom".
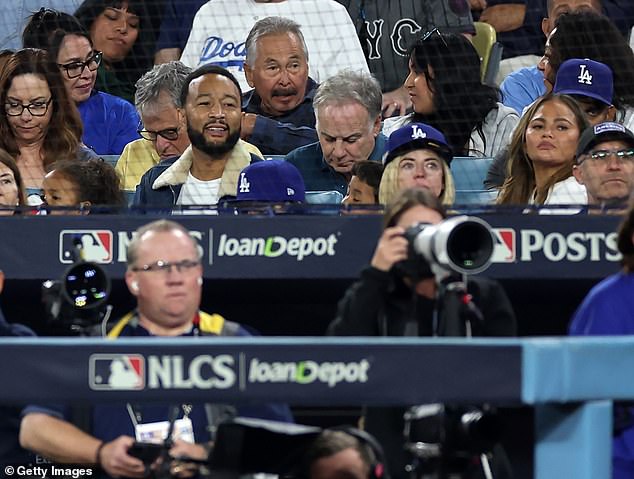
[
  {"left": 497, "top": 94, "right": 589, "bottom": 205},
  {"left": 0, "top": 48, "right": 83, "bottom": 170},
  {"left": 0, "top": 148, "right": 26, "bottom": 207},
  {"left": 383, "top": 187, "right": 447, "bottom": 229}
]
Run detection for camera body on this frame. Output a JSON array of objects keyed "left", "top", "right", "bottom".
[{"left": 399, "top": 215, "right": 495, "bottom": 280}]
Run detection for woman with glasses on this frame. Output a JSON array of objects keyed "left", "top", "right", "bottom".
[
  {"left": 379, "top": 123, "right": 456, "bottom": 206},
  {"left": 22, "top": 8, "right": 140, "bottom": 155},
  {"left": 383, "top": 31, "right": 519, "bottom": 159},
  {"left": 497, "top": 93, "right": 589, "bottom": 208},
  {"left": 0, "top": 48, "right": 99, "bottom": 204},
  {"left": 74, "top": 0, "right": 155, "bottom": 105}
]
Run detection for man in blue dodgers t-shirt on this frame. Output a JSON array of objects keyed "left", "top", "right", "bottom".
[{"left": 19, "top": 220, "right": 292, "bottom": 478}]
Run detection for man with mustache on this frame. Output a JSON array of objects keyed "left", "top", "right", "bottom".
[
  {"left": 240, "top": 16, "right": 320, "bottom": 156},
  {"left": 132, "top": 64, "right": 261, "bottom": 211}
]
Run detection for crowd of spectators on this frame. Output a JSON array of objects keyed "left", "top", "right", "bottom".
[{"left": 0, "top": 1, "right": 633, "bottom": 478}]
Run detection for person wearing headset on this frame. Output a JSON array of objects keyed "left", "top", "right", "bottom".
[{"left": 20, "top": 219, "right": 292, "bottom": 479}]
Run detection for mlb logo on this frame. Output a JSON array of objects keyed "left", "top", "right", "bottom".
[
  {"left": 59, "top": 230, "right": 113, "bottom": 264},
  {"left": 89, "top": 354, "right": 145, "bottom": 390},
  {"left": 490, "top": 228, "right": 516, "bottom": 263}
]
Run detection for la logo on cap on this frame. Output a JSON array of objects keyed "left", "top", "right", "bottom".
[
  {"left": 238, "top": 172, "right": 250, "bottom": 193},
  {"left": 577, "top": 64, "right": 593, "bottom": 85},
  {"left": 411, "top": 124, "right": 427, "bottom": 140}
]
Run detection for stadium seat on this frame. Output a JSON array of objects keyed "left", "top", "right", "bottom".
[
  {"left": 472, "top": 22, "right": 499, "bottom": 84},
  {"left": 305, "top": 190, "right": 344, "bottom": 204},
  {"left": 453, "top": 189, "right": 498, "bottom": 205},
  {"left": 450, "top": 157, "right": 493, "bottom": 190},
  {"left": 100, "top": 155, "right": 120, "bottom": 168}
]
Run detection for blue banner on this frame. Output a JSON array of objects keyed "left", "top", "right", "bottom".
[{"left": 0, "top": 214, "right": 621, "bottom": 280}]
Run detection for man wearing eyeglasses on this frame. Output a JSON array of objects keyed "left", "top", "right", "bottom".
[
  {"left": 20, "top": 220, "right": 293, "bottom": 478},
  {"left": 573, "top": 122, "right": 634, "bottom": 213},
  {"left": 118, "top": 62, "right": 263, "bottom": 194}
]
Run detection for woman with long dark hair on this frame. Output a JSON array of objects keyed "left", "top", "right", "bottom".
[
  {"left": 383, "top": 31, "right": 518, "bottom": 158},
  {"left": 0, "top": 48, "right": 98, "bottom": 203},
  {"left": 22, "top": 8, "right": 140, "bottom": 155}
]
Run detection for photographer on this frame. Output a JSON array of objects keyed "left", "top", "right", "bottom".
[
  {"left": 328, "top": 188, "right": 516, "bottom": 477},
  {"left": 19, "top": 220, "right": 292, "bottom": 478}
]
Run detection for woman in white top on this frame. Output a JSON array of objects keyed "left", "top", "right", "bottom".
[
  {"left": 382, "top": 30, "right": 518, "bottom": 159},
  {"left": 497, "top": 93, "right": 589, "bottom": 207}
]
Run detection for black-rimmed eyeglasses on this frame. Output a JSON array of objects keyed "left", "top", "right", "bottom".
[
  {"left": 57, "top": 51, "right": 103, "bottom": 79},
  {"left": 4, "top": 98, "right": 52, "bottom": 116},
  {"left": 138, "top": 127, "right": 180, "bottom": 142}
]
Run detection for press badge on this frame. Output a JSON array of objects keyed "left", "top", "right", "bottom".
[{"left": 135, "top": 417, "right": 195, "bottom": 444}]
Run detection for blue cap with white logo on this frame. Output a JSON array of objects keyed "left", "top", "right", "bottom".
[
  {"left": 384, "top": 123, "right": 453, "bottom": 165},
  {"left": 235, "top": 160, "right": 305, "bottom": 202},
  {"left": 554, "top": 58, "right": 613, "bottom": 106}
]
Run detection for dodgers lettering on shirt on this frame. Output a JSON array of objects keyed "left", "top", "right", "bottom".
[{"left": 200, "top": 36, "right": 248, "bottom": 70}]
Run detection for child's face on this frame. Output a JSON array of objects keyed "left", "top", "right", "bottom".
[
  {"left": 42, "top": 170, "right": 81, "bottom": 215},
  {"left": 343, "top": 175, "right": 376, "bottom": 205}
]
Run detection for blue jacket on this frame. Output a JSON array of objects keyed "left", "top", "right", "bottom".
[
  {"left": 242, "top": 77, "right": 318, "bottom": 155},
  {"left": 285, "top": 133, "right": 387, "bottom": 195},
  {"left": 78, "top": 90, "right": 141, "bottom": 155},
  {"left": 569, "top": 272, "right": 634, "bottom": 479},
  {"left": 500, "top": 65, "right": 546, "bottom": 115},
  {"left": 133, "top": 141, "right": 261, "bottom": 212}
]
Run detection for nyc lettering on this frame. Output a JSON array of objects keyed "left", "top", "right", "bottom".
[
  {"left": 364, "top": 18, "right": 422, "bottom": 59},
  {"left": 578, "top": 64, "right": 593, "bottom": 85}
]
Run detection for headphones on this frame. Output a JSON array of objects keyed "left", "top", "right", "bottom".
[
  {"left": 197, "top": 277, "right": 203, "bottom": 286},
  {"left": 131, "top": 280, "right": 139, "bottom": 292},
  {"left": 330, "top": 426, "right": 389, "bottom": 479}
]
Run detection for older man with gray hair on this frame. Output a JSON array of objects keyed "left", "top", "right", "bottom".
[
  {"left": 286, "top": 69, "right": 386, "bottom": 195},
  {"left": 240, "top": 16, "right": 320, "bottom": 156},
  {"left": 116, "top": 61, "right": 193, "bottom": 191}
]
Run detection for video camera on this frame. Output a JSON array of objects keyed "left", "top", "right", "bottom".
[
  {"left": 41, "top": 240, "right": 111, "bottom": 335},
  {"left": 398, "top": 215, "right": 495, "bottom": 280}
]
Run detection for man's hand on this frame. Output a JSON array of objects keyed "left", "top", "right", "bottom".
[
  {"left": 371, "top": 226, "right": 409, "bottom": 272},
  {"left": 168, "top": 439, "right": 209, "bottom": 478},
  {"left": 241, "top": 113, "right": 258, "bottom": 139},
  {"left": 382, "top": 86, "right": 411, "bottom": 118},
  {"left": 99, "top": 436, "right": 146, "bottom": 478},
  {"left": 479, "top": 4, "right": 526, "bottom": 32},
  {"left": 468, "top": 0, "right": 488, "bottom": 11}
]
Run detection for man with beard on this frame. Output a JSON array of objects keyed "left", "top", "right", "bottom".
[
  {"left": 240, "top": 16, "right": 320, "bottom": 156},
  {"left": 133, "top": 65, "right": 261, "bottom": 212}
]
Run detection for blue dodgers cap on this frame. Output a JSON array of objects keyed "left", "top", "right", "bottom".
[
  {"left": 576, "top": 121, "right": 634, "bottom": 160},
  {"left": 384, "top": 123, "right": 453, "bottom": 165},
  {"left": 554, "top": 58, "right": 613, "bottom": 106},
  {"left": 235, "top": 160, "right": 305, "bottom": 202}
]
